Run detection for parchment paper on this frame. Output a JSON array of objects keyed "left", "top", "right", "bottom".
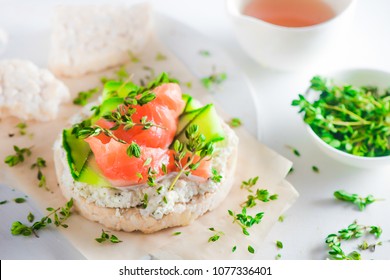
[{"left": 0, "top": 35, "right": 298, "bottom": 260}]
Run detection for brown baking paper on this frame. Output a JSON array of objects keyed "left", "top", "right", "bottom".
[{"left": 0, "top": 35, "right": 298, "bottom": 260}]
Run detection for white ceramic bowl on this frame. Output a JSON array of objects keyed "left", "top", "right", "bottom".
[
  {"left": 305, "top": 69, "right": 390, "bottom": 169},
  {"left": 226, "top": 0, "right": 356, "bottom": 71}
]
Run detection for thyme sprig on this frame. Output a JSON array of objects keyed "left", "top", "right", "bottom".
[
  {"left": 228, "top": 207, "right": 264, "bottom": 236},
  {"left": 95, "top": 229, "right": 122, "bottom": 244},
  {"left": 325, "top": 221, "right": 383, "bottom": 260},
  {"left": 4, "top": 146, "right": 32, "bottom": 167},
  {"left": 10, "top": 198, "right": 74, "bottom": 238},
  {"left": 168, "top": 124, "right": 215, "bottom": 191},
  {"left": 240, "top": 176, "right": 259, "bottom": 193},
  {"left": 334, "top": 190, "right": 381, "bottom": 211},
  {"left": 292, "top": 76, "right": 390, "bottom": 157},
  {"left": 31, "top": 157, "right": 48, "bottom": 190}
]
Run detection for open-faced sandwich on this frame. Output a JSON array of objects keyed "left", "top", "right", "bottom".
[{"left": 54, "top": 73, "right": 238, "bottom": 233}]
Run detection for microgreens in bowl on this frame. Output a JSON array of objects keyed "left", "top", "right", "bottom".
[{"left": 292, "top": 72, "right": 390, "bottom": 167}]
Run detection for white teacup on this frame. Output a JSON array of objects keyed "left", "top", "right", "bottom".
[{"left": 226, "top": 0, "right": 356, "bottom": 71}]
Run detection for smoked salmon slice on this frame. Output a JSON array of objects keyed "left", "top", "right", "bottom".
[{"left": 85, "top": 82, "right": 211, "bottom": 187}]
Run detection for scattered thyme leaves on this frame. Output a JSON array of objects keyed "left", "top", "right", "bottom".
[
  {"left": 199, "top": 50, "right": 210, "bottom": 57},
  {"left": 14, "top": 198, "right": 26, "bottom": 204},
  {"left": 312, "top": 166, "right": 320, "bottom": 173},
  {"left": 334, "top": 190, "right": 380, "bottom": 211},
  {"left": 140, "top": 193, "right": 148, "bottom": 209},
  {"left": 210, "top": 168, "right": 222, "bottom": 183},
  {"left": 31, "top": 157, "right": 48, "bottom": 190},
  {"left": 201, "top": 67, "right": 227, "bottom": 90},
  {"left": 128, "top": 50, "right": 140, "bottom": 63},
  {"left": 184, "top": 81, "right": 192, "bottom": 89},
  {"left": 0, "top": 200, "right": 8, "bottom": 205},
  {"left": 275, "top": 254, "right": 282, "bottom": 260},
  {"left": 229, "top": 117, "right": 242, "bottom": 128},
  {"left": 288, "top": 167, "right": 294, "bottom": 175},
  {"left": 208, "top": 227, "right": 224, "bottom": 243},
  {"left": 276, "top": 240, "right": 283, "bottom": 249},
  {"left": 248, "top": 245, "right": 255, "bottom": 254},
  {"left": 143, "top": 157, "right": 152, "bottom": 167},
  {"left": 292, "top": 76, "right": 390, "bottom": 157},
  {"left": 4, "top": 146, "right": 32, "bottom": 167},
  {"left": 10, "top": 198, "right": 74, "bottom": 238},
  {"left": 95, "top": 229, "right": 122, "bottom": 244},
  {"left": 278, "top": 215, "right": 285, "bottom": 222},
  {"left": 155, "top": 52, "right": 167, "bottom": 61},
  {"left": 173, "top": 232, "right": 182, "bottom": 236},
  {"left": 16, "top": 122, "right": 27, "bottom": 135},
  {"left": 116, "top": 66, "right": 129, "bottom": 81},
  {"left": 285, "top": 145, "right": 300, "bottom": 157},
  {"left": 27, "top": 212, "right": 35, "bottom": 223},
  {"left": 232, "top": 245, "right": 237, "bottom": 252},
  {"left": 73, "top": 87, "right": 99, "bottom": 106},
  {"left": 161, "top": 163, "right": 168, "bottom": 175}
]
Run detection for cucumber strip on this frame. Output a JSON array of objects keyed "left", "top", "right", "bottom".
[
  {"left": 78, "top": 157, "right": 112, "bottom": 188},
  {"left": 175, "top": 105, "right": 209, "bottom": 141},
  {"left": 63, "top": 129, "right": 91, "bottom": 179},
  {"left": 182, "top": 94, "right": 203, "bottom": 114},
  {"left": 176, "top": 104, "right": 225, "bottom": 144}
]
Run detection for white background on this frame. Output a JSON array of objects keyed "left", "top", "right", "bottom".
[{"left": 1, "top": 0, "right": 390, "bottom": 260}]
